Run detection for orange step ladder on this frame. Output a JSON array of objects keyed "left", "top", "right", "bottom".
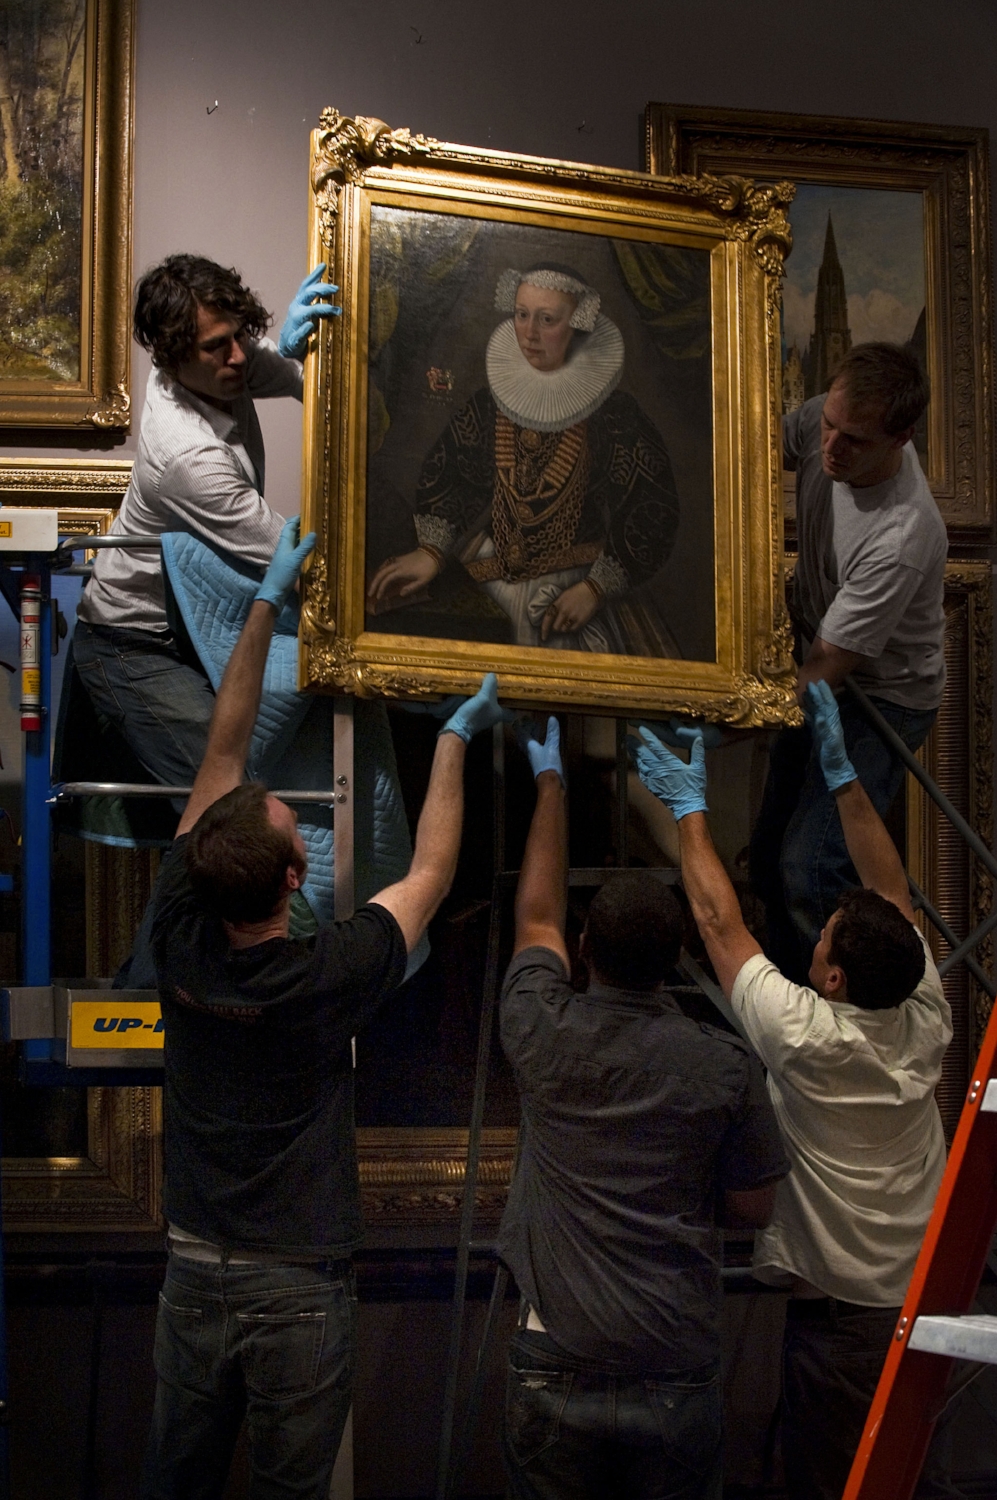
[{"left": 843, "top": 996, "right": 997, "bottom": 1499}]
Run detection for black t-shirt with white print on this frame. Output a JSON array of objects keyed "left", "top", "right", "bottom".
[{"left": 151, "top": 835, "right": 407, "bottom": 1257}]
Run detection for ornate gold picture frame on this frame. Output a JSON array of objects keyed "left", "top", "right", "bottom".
[
  {"left": 645, "top": 103, "right": 993, "bottom": 538},
  {"left": 298, "top": 109, "right": 798, "bottom": 725},
  {"left": 0, "top": 0, "right": 135, "bottom": 429}
]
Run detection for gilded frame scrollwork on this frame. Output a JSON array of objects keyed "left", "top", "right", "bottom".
[
  {"left": 0, "top": 0, "right": 135, "bottom": 430},
  {"left": 299, "top": 109, "right": 799, "bottom": 726},
  {"left": 645, "top": 103, "right": 994, "bottom": 538},
  {"left": 0, "top": 458, "right": 131, "bottom": 504}
]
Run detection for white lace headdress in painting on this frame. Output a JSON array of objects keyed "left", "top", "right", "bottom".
[
  {"left": 487, "top": 263, "right": 624, "bottom": 432},
  {"left": 494, "top": 265, "right": 601, "bottom": 333}
]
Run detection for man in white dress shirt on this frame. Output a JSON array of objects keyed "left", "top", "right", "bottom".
[
  {"left": 632, "top": 690, "right": 953, "bottom": 1499},
  {"left": 73, "top": 254, "right": 336, "bottom": 788}
]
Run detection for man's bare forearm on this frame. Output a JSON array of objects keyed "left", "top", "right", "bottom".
[
  {"left": 678, "top": 813, "right": 761, "bottom": 996},
  {"left": 834, "top": 778, "right": 913, "bottom": 916},
  {"left": 796, "top": 636, "right": 867, "bottom": 698},
  {"left": 408, "top": 731, "right": 466, "bottom": 898},
  {"left": 204, "top": 600, "right": 276, "bottom": 767},
  {"left": 678, "top": 813, "right": 743, "bottom": 941},
  {"left": 515, "top": 773, "right": 567, "bottom": 945},
  {"left": 177, "top": 600, "right": 277, "bottom": 835}
]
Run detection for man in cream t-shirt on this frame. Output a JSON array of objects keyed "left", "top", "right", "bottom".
[{"left": 631, "top": 691, "right": 952, "bottom": 1500}]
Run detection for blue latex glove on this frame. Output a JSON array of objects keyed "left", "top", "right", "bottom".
[
  {"left": 806, "top": 679, "right": 857, "bottom": 792},
  {"left": 256, "top": 517, "right": 316, "bottom": 612},
  {"left": 518, "top": 716, "right": 564, "bottom": 785},
  {"left": 277, "top": 265, "right": 341, "bottom": 359},
  {"left": 631, "top": 724, "right": 708, "bottom": 821},
  {"left": 643, "top": 716, "right": 723, "bottom": 750},
  {"left": 439, "top": 673, "right": 512, "bottom": 743}
]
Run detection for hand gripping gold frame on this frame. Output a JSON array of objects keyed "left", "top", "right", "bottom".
[{"left": 298, "top": 109, "right": 799, "bottom": 726}]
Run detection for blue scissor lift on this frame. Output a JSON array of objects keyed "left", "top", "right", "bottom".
[{"left": 0, "top": 516, "right": 357, "bottom": 1498}]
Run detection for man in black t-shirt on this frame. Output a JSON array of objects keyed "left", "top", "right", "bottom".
[
  {"left": 497, "top": 718, "right": 788, "bottom": 1500},
  {"left": 141, "top": 518, "right": 510, "bottom": 1500}
]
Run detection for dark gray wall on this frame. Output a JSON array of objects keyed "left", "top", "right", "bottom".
[{"left": 4, "top": 0, "right": 996, "bottom": 522}]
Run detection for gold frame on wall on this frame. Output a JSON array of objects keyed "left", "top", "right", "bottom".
[
  {"left": 0, "top": 458, "right": 131, "bottom": 503},
  {"left": 0, "top": 0, "right": 135, "bottom": 429},
  {"left": 299, "top": 109, "right": 798, "bottom": 725},
  {"left": 645, "top": 103, "right": 994, "bottom": 538}
]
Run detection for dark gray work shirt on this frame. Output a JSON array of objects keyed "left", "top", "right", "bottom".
[{"left": 496, "top": 947, "right": 789, "bottom": 1371}]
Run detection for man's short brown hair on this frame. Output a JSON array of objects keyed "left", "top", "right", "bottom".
[
  {"left": 827, "top": 887, "right": 926, "bottom": 1010},
  {"left": 133, "top": 254, "right": 271, "bottom": 373},
  {"left": 828, "top": 341, "right": 929, "bottom": 435},
  {"left": 185, "top": 783, "right": 300, "bottom": 924}
]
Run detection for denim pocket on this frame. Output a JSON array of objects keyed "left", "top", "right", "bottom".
[
  {"left": 237, "top": 1310, "right": 327, "bottom": 1399},
  {"left": 154, "top": 1292, "right": 206, "bottom": 1387},
  {"left": 645, "top": 1370, "right": 722, "bottom": 1477},
  {"left": 505, "top": 1362, "right": 573, "bottom": 1466}
]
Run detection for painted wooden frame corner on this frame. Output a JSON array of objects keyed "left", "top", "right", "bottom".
[
  {"left": 645, "top": 103, "right": 993, "bottom": 538},
  {"left": 298, "top": 109, "right": 799, "bottom": 726},
  {"left": 0, "top": 0, "right": 135, "bottom": 429}
]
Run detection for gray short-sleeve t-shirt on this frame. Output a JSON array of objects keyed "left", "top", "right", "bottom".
[{"left": 785, "top": 397, "right": 947, "bottom": 710}]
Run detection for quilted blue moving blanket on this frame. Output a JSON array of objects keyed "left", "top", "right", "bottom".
[{"left": 162, "top": 532, "right": 425, "bottom": 969}]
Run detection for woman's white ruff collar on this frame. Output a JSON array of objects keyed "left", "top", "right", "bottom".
[{"left": 485, "top": 315, "right": 624, "bottom": 433}]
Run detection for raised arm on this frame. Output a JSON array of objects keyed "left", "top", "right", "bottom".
[
  {"left": 370, "top": 675, "right": 509, "bottom": 954},
  {"left": 796, "top": 636, "right": 868, "bottom": 699},
  {"left": 176, "top": 519, "right": 314, "bottom": 836},
  {"left": 806, "top": 680, "right": 914, "bottom": 919},
  {"left": 513, "top": 718, "right": 568, "bottom": 965},
  {"left": 633, "top": 727, "right": 761, "bottom": 997}
]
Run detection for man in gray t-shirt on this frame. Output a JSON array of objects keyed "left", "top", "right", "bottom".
[{"left": 749, "top": 342, "right": 946, "bottom": 982}]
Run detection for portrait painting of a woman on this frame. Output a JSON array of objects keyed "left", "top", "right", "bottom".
[
  {"left": 369, "top": 263, "right": 680, "bottom": 653},
  {"left": 362, "top": 209, "right": 716, "bottom": 665}
]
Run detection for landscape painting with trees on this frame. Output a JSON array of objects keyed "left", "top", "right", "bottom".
[{"left": 0, "top": 0, "right": 87, "bottom": 383}]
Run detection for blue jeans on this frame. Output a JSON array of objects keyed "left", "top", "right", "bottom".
[
  {"left": 503, "top": 1329, "right": 723, "bottom": 1500},
  {"left": 749, "top": 695, "right": 937, "bottom": 984},
  {"left": 141, "top": 1251, "right": 356, "bottom": 1500},
  {"left": 781, "top": 1301, "right": 963, "bottom": 1500},
  {"left": 72, "top": 621, "right": 216, "bottom": 790},
  {"left": 72, "top": 621, "right": 217, "bottom": 985}
]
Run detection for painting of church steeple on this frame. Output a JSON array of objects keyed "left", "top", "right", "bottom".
[{"left": 805, "top": 215, "right": 851, "bottom": 398}]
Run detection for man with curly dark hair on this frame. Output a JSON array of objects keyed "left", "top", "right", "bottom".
[{"left": 72, "top": 253, "right": 338, "bottom": 793}]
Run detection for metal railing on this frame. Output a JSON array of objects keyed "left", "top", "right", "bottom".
[{"left": 845, "top": 678, "right": 997, "bottom": 996}]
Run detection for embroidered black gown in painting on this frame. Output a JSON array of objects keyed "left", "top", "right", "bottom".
[{"left": 412, "top": 387, "right": 680, "bottom": 653}]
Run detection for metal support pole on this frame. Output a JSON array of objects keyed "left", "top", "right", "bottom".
[
  {"left": 937, "top": 905, "right": 997, "bottom": 982},
  {"left": 909, "top": 878, "right": 997, "bottom": 1001},
  {"left": 331, "top": 698, "right": 355, "bottom": 1500},
  {"left": 845, "top": 677, "right": 997, "bottom": 888},
  {"left": 436, "top": 723, "right": 507, "bottom": 1500},
  {"left": 615, "top": 719, "right": 629, "bottom": 866},
  {"left": 333, "top": 699, "right": 355, "bottom": 923}
]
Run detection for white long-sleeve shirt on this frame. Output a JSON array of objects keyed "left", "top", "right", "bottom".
[
  {"left": 79, "top": 339, "right": 300, "bottom": 632},
  {"left": 731, "top": 930, "right": 951, "bottom": 1306}
]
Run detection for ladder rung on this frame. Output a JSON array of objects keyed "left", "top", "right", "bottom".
[{"left": 908, "top": 1313, "right": 997, "bottom": 1363}]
